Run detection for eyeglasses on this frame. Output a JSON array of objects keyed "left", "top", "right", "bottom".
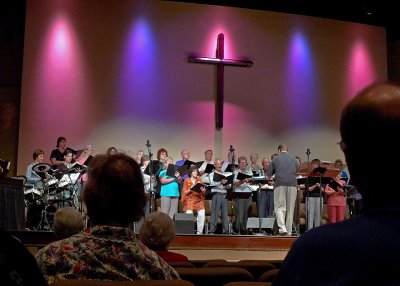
[{"left": 337, "top": 140, "right": 346, "bottom": 152}]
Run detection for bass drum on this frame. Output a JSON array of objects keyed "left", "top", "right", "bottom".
[
  {"left": 25, "top": 200, "right": 44, "bottom": 230},
  {"left": 24, "top": 188, "right": 43, "bottom": 203}
]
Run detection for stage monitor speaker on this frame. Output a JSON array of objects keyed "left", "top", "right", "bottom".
[
  {"left": 246, "top": 217, "right": 275, "bottom": 229},
  {"left": 174, "top": 213, "right": 195, "bottom": 234}
]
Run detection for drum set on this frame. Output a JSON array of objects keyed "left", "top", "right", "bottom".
[{"left": 24, "top": 163, "right": 84, "bottom": 231}]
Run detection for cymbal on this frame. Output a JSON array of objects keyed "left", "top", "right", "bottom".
[{"left": 33, "top": 163, "right": 51, "bottom": 173}]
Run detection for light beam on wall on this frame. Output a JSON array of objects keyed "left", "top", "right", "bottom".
[
  {"left": 117, "top": 17, "right": 158, "bottom": 118},
  {"left": 346, "top": 39, "right": 377, "bottom": 100},
  {"left": 285, "top": 31, "right": 318, "bottom": 127}
]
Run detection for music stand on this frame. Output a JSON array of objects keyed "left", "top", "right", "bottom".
[{"left": 306, "top": 165, "right": 340, "bottom": 231}]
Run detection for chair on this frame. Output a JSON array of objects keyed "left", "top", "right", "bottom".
[
  {"left": 169, "top": 261, "right": 196, "bottom": 268},
  {"left": 53, "top": 279, "right": 195, "bottom": 286},
  {"left": 257, "top": 269, "right": 280, "bottom": 283},
  {"left": 188, "top": 259, "right": 227, "bottom": 268},
  {"left": 203, "top": 261, "right": 276, "bottom": 281},
  {"left": 176, "top": 267, "right": 253, "bottom": 286},
  {"left": 224, "top": 283, "right": 272, "bottom": 286}
]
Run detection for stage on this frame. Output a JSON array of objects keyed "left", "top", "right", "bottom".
[{"left": 8, "top": 230, "right": 296, "bottom": 262}]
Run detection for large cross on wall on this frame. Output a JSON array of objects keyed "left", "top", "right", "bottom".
[{"left": 188, "top": 33, "right": 253, "bottom": 129}]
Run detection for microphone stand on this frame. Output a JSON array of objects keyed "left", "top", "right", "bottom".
[
  {"left": 228, "top": 145, "right": 236, "bottom": 235},
  {"left": 145, "top": 140, "right": 155, "bottom": 213},
  {"left": 306, "top": 148, "right": 311, "bottom": 163}
]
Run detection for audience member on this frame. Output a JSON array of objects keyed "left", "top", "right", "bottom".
[
  {"left": 35, "top": 153, "right": 179, "bottom": 283},
  {"left": 0, "top": 229, "right": 47, "bottom": 286},
  {"left": 140, "top": 211, "right": 189, "bottom": 262},
  {"left": 53, "top": 207, "right": 85, "bottom": 239},
  {"left": 273, "top": 82, "right": 400, "bottom": 285}
]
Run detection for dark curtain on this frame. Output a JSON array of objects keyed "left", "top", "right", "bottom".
[{"left": 0, "top": 177, "right": 24, "bottom": 230}]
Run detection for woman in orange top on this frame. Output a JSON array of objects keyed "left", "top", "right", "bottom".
[
  {"left": 324, "top": 175, "right": 346, "bottom": 223},
  {"left": 181, "top": 165, "right": 206, "bottom": 234}
]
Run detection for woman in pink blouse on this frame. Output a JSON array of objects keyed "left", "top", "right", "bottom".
[{"left": 324, "top": 175, "right": 346, "bottom": 223}]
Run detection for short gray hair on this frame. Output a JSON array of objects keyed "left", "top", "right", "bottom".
[
  {"left": 53, "top": 207, "right": 84, "bottom": 239},
  {"left": 139, "top": 211, "right": 175, "bottom": 250}
]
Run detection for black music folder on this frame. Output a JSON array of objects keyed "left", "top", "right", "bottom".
[
  {"left": 213, "top": 171, "right": 234, "bottom": 183},
  {"left": 183, "top": 160, "right": 196, "bottom": 167},
  {"left": 195, "top": 161, "right": 214, "bottom": 173},
  {"left": 225, "top": 163, "right": 238, "bottom": 171},
  {"left": 297, "top": 177, "right": 307, "bottom": 185},
  {"left": 83, "top": 155, "right": 94, "bottom": 166},
  {"left": 251, "top": 176, "right": 268, "bottom": 184},
  {"left": 204, "top": 163, "right": 214, "bottom": 174},
  {"left": 166, "top": 164, "right": 188, "bottom": 177},
  {"left": 190, "top": 182, "right": 207, "bottom": 193},
  {"left": 328, "top": 179, "right": 343, "bottom": 191},
  {"left": 143, "top": 160, "right": 160, "bottom": 176},
  {"left": 236, "top": 172, "right": 252, "bottom": 181},
  {"left": 307, "top": 176, "right": 331, "bottom": 185}
]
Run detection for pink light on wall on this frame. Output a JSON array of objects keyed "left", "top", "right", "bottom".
[
  {"left": 346, "top": 39, "right": 377, "bottom": 100},
  {"left": 31, "top": 13, "right": 91, "bottom": 143},
  {"left": 206, "top": 28, "right": 233, "bottom": 59}
]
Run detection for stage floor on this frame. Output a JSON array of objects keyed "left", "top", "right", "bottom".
[
  {"left": 171, "top": 234, "right": 296, "bottom": 261},
  {"left": 8, "top": 231, "right": 296, "bottom": 262}
]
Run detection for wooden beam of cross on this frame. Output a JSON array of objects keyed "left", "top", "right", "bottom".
[{"left": 188, "top": 33, "right": 253, "bottom": 129}]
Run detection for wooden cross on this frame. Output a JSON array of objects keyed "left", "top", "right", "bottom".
[{"left": 188, "top": 33, "right": 253, "bottom": 129}]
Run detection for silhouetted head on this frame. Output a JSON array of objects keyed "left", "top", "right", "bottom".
[
  {"left": 84, "top": 153, "right": 146, "bottom": 226},
  {"left": 340, "top": 82, "right": 400, "bottom": 208}
]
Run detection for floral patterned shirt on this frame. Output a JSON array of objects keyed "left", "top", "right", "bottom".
[{"left": 35, "top": 225, "right": 180, "bottom": 284}]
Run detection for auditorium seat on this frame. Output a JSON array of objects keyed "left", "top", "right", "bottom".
[
  {"left": 202, "top": 261, "right": 276, "bottom": 281},
  {"left": 176, "top": 267, "right": 253, "bottom": 286},
  {"left": 53, "top": 279, "right": 195, "bottom": 286},
  {"left": 188, "top": 259, "right": 227, "bottom": 268},
  {"left": 224, "top": 282, "right": 271, "bottom": 286},
  {"left": 257, "top": 269, "right": 280, "bottom": 283},
  {"left": 169, "top": 261, "right": 196, "bottom": 268}
]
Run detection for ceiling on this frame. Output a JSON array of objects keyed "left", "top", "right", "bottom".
[{"left": 169, "top": 1, "right": 399, "bottom": 41}]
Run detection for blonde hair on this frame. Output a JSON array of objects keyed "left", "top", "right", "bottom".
[
  {"left": 53, "top": 207, "right": 84, "bottom": 239},
  {"left": 139, "top": 211, "right": 175, "bottom": 250}
]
